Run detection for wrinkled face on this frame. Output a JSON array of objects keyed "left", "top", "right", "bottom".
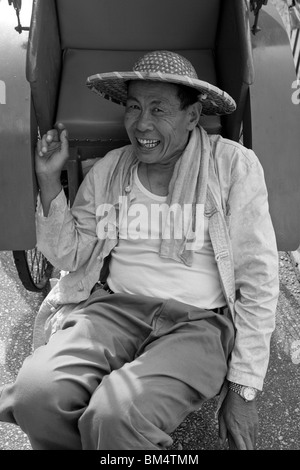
[{"left": 124, "top": 81, "right": 199, "bottom": 165}]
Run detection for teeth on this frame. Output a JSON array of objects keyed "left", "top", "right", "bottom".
[{"left": 137, "top": 139, "right": 160, "bottom": 149}]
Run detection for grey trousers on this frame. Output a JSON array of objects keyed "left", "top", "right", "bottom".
[{"left": 0, "top": 291, "right": 234, "bottom": 450}]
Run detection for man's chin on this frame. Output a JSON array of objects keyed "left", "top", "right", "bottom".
[{"left": 133, "top": 147, "right": 161, "bottom": 163}]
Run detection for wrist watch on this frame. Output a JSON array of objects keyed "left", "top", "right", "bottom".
[{"left": 228, "top": 382, "right": 258, "bottom": 402}]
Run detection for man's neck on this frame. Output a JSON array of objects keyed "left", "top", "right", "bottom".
[{"left": 139, "top": 161, "right": 177, "bottom": 196}]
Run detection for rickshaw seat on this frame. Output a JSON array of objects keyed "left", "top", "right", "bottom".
[
  {"left": 28, "top": 0, "right": 252, "bottom": 145},
  {"left": 24, "top": 0, "right": 300, "bottom": 251},
  {"left": 54, "top": 0, "right": 224, "bottom": 142}
]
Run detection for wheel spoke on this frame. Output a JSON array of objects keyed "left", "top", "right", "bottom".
[
  {"left": 27, "top": 248, "right": 45, "bottom": 285},
  {"left": 13, "top": 249, "right": 52, "bottom": 292}
]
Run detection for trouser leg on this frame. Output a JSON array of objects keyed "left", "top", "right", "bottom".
[
  {"left": 0, "top": 293, "right": 162, "bottom": 449},
  {"left": 0, "top": 294, "right": 234, "bottom": 450},
  {"left": 79, "top": 299, "right": 235, "bottom": 450}
]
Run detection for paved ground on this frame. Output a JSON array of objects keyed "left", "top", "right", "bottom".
[
  {"left": 0, "top": 251, "right": 43, "bottom": 450},
  {"left": 0, "top": 249, "right": 300, "bottom": 451},
  {"left": 270, "top": 0, "right": 290, "bottom": 33}
]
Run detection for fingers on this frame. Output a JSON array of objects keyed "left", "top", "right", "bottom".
[
  {"left": 59, "top": 127, "right": 69, "bottom": 153},
  {"left": 37, "top": 123, "right": 68, "bottom": 157},
  {"left": 221, "top": 423, "right": 256, "bottom": 450},
  {"left": 56, "top": 122, "right": 68, "bottom": 144},
  {"left": 228, "top": 432, "right": 248, "bottom": 450},
  {"left": 37, "top": 130, "right": 58, "bottom": 157},
  {"left": 218, "top": 418, "right": 247, "bottom": 449},
  {"left": 218, "top": 415, "right": 227, "bottom": 446}
]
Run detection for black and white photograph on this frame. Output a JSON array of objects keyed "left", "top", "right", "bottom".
[{"left": 0, "top": 0, "right": 300, "bottom": 457}]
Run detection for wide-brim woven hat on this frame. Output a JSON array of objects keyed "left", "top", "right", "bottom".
[{"left": 86, "top": 50, "right": 236, "bottom": 116}]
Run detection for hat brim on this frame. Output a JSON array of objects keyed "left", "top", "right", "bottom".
[{"left": 86, "top": 71, "right": 236, "bottom": 116}]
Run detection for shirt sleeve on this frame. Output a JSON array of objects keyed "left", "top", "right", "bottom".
[
  {"left": 35, "top": 168, "right": 99, "bottom": 272},
  {"left": 225, "top": 149, "right": 279, "bottom": 390},
  {"left": 36, "top": 187, "right": 67, "bottom": 218}
]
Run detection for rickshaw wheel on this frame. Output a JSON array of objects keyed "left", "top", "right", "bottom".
[{"left": 13, "top": 248, "right": 53, "bottom": 293}]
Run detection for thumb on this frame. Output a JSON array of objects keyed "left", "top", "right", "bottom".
[{"left": 60, "top": 128, "right": 69, "bottom": 154}]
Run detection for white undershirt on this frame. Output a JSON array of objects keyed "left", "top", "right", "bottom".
[{"left": 107, "top": 165, "right": 225, "bottom": 309}]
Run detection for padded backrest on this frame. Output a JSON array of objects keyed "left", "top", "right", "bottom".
[
  {"left": 54, "top": 0, "right": 224, "bottom": 142},
  {"left": 28, "top": 0, "right": 224, "bottom": 137},
  {"left": 56, "top": 0, "right": 221, "bottom": 51}
]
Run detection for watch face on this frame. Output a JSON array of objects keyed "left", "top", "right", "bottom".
[{"left": 243, "top": 387, "right": 257, "bottom": 401}]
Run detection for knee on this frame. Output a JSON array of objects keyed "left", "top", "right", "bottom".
[
  {"left": 79, "top": 374, "right": 173, "bottom": 450},
  {"left": 80, "top": 375, "right": 135, "bottom": 430},
  {"left": 80, "top": 373, "right": 164, "bottom": 433},
  {"left": 13, "top": 353, "right": 55, "bottom": 410},
  {"left": 13, "top": 349, "right": 86, "bottom": 417}
]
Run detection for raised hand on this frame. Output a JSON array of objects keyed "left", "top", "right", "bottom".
[
  {"left": 35, "top": 122, "right": 69, "bottom": 179},
  {"left": 35, "top": 123, "right": 69, "bottom": 216}
]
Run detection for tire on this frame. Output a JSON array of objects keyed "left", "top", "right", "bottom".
[{"left": 13, "top": 248, "right": 53, "bottom": 293}]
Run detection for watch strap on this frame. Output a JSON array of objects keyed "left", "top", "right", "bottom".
[
  {"left": 228, "top": 381, "right": 258, "bottom": 401},
  {"left": 228, "top": 382, "right": 244, "bottom": 395}
]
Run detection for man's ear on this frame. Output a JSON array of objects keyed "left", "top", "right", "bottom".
[{"left": 187, "top": 102, "right": 202, "bottom": 130}]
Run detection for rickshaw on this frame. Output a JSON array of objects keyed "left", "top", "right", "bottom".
[{"left": 0, "top": 0, "right": 300, "bottom": 292}]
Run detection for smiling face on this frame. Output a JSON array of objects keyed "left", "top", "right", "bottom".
[{"left": 124, "top": 80, "right": 201, "bottom": 165}]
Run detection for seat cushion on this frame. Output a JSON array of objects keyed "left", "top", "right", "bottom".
[{"left": 56, "top": 49, "right": 222, "bottom": 141}]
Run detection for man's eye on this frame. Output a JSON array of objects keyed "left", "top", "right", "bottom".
[
  {"left": 153, "top": 107, "right": 163, "bottom": 113},
  {"left": 127, "top": 104, "right": 140, "bottom": 110}
]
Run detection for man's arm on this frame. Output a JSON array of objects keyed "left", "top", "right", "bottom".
[
  {"left": 218, "top": 147, "right": 279, "bottom": 449},
  {"left": 227, "top": 150, "right": 279, "bottom": 388},
  {"left": 35, "top": 123, "right": 99, "bottom": 272}
]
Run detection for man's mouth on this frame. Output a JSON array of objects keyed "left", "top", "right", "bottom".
[{"left": 136, "top": 138, "right": 160, "bottom": 149}]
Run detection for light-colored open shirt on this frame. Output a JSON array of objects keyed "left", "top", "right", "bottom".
[{"left": 35, "top": 128, "right": 279, "bottom": 391}]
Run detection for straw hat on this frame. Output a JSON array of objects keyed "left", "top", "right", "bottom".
[{"left": 86, "top": 50, "right": 236, "bottom": 116}]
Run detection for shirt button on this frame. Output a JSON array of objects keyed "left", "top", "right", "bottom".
[{"left": 78, "top": 281, "right": 84, "bottom": 291}]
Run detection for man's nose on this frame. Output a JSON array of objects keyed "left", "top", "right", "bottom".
[{"left": 136, "top": 110, "right": 154, "bottom": 132}]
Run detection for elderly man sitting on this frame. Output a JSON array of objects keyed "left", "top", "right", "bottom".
[{"left": 0, "top": 50, "right": 279, "bottom": 450}]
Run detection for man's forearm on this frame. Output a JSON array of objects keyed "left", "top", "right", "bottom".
[{"left": 37, "top": 175, "right": 62, "bottom": 217}]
